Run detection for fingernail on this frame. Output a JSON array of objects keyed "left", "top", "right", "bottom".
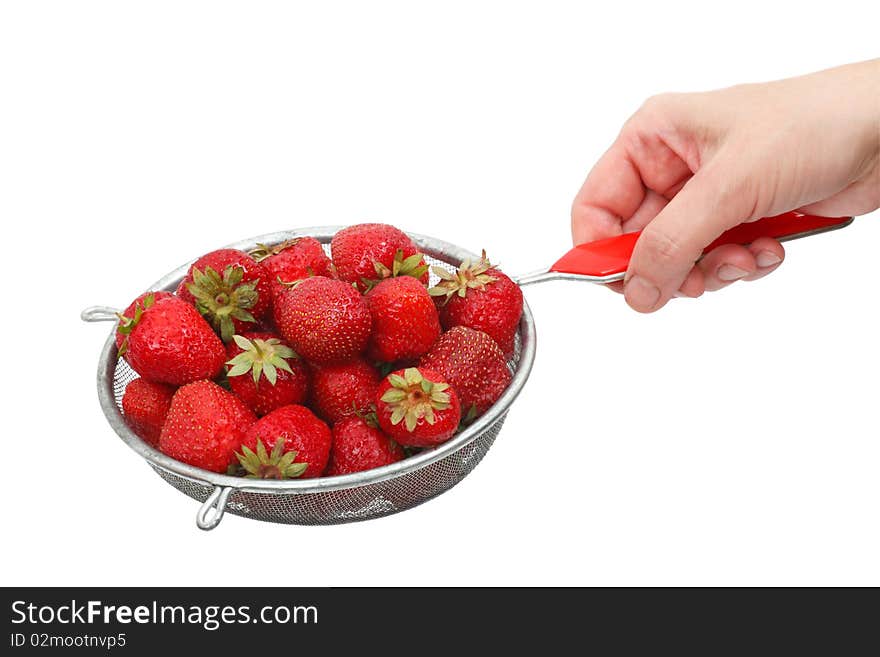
[
  {"left": 624, "top": 275, "right": 660, "bottom": 310},
  {"left": 717, "top": 264, "right": 750, "bottom": 282},
  {"left": 756, "top": 251, "right": 782, "bottom": 268}
]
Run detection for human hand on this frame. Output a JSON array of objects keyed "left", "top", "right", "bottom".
[{"left": 571, "top": 59, "right": 880, "bottom": 312}]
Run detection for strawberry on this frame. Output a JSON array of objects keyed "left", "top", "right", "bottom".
[
  {"left": 225, "top": 332, "right": 310, "bottom": 416},
  {"left": 116, "top": 293, "right": 227, "bottom": 386},
  {"left": 429, "top": 251, "right": 523, "bottom": 357},
  {"left": 242, "top": 405, "right": 332, "bottom": 478},
  {"left": 331, "top": 223, "right": 428, "bottom": 292},
  {"left": 419, "top": 326, "right": 511, "bottom": 419},
  {"left": 176, "top": 248, "right": 271, "bottom": 342},
  {"left": 326, "top": 415, "right": 404, "bottom": 476},
  {"left": 115, "top": 291, "right": 174, "bottom": 351},
  {"left": 309, "top": 358, "right": 380, "bottom": 425},
  {"left": 365, "top": 276, "right": 441, "bottom": 362},
  {"left": 376, "top": 367, "right": 461, "bottom": 447},
  {"left": 273, "top": 276, "right": 372, "bottom": 364},
  {"left": 158, "top": 380, "right": 257, "bottom": 473},
  {"left": 249, "top": 237, "right": 334, "bottom": 300},
  {"left": 121, "top": 378, "right": 176, "bottom": 447}
]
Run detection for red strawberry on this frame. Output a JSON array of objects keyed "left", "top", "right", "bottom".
[
  {"left": 376, "top": 367, "right": 461, "bottom": 447},
  {"left": 326, "top": 415, "right": 404, "bottom": 476},
  {"left": 225, "top": 332, "right": 310, "bottom": 416},
  {"left": 310, "top": 358, "right": 380, "bottom": 425},
  {"left": 429, "top": 252, "right": 523, "bottom": 357},
  {"left": 121, "top": 378, "right": 176, "bottom": 446},
  {"left": 242, "top": 405, "right": 332, "bottom": 478},
  {"left": 419, "top": 326, "right": 511, "bottom": 419},
  {"left": 365, "top": 276, "right": 441, "bottom": 362},
  {"left": 116, "top": 293, "right": 227, "bottom": 385},
  {"left": 331, "top": 223, "right": 428, "bottom": 292},
  {"left": 176, "top": 248, "right": 271, "bottom": 342},
  {"left": 115, "top": 291, "right": 173, "bottom": 350},
  {"left": 273, "top": 276, "right": 372, "bottom": 365},
  {"left": 249, "top": 237, "right": 334, "bottom": 300},
  {"left": 159, "top": 380, "right": 257, "bottom": 473}
]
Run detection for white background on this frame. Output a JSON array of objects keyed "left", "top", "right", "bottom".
[{"left": 2, "top": 1, "right": 878, "bottom": 586}]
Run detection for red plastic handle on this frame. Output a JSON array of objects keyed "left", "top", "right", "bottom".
[{"left": 550, "top": 212, "right": 852, "bottom": 279}]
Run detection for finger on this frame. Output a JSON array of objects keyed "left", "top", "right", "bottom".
[
  {"left": 743, "top": 237, "right": 785, "bottom": 282},
  {"left": 571, "top": 141, "right": 645, "bottom": 244},
  {"left": 622, "top": 189, "right": 669, "bottom": 233},
  {"left": 676, "top": 266, "right": 705, "bottom": 298},
  {"left": 603, "top": 267, "right": 705, "bottom": 299},
  {"left": 798, "top": 178, "right": 880, "bottom": 217},
  {"left": 697, "top": 244, "right": 757, "bottom": 292},
  {"left": 623, "top": 159, "right": 756, "bottom": 313},
  {"left": 605, "top": 265, "right": 704, "bottom": 298},
  {"left": 572, "top": 113, "right": 694, "bottom": 244}
]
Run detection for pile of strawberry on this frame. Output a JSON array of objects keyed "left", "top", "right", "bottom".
[{"left": 117, "top": 223, "right": 523, "bottom": 480}]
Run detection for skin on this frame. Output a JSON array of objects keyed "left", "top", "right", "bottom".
[{"left": 571, "top": 59, "right": 880, "bottom": 312}]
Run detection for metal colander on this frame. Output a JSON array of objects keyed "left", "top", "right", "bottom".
[{"left": 83, "top": 227, "right": 536, "bottom": 530}]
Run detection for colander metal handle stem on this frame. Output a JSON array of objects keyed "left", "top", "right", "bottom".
[
  {"left": 196, "top": 486, "right": 233, "bottom": 531},
  {"left": 516, "top": 212, "right": 853, "bottom": 286},
  {"left": 81, "top": 306, "right": 121, "bottom": 322}
]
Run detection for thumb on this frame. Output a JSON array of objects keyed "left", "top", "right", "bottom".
[{"left": 623, "top": 160, "right": 758, "bottom": 312}]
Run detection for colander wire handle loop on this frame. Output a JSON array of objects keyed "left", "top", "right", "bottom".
[
  {"left": 81, "top": 306, "right": 121, "bottom": 323},
  {"left": 196, "top": 486, "right": 233, "bottom": 531},
  {"left": 517, "top": 212, "right": 853, "bottom": 286}
]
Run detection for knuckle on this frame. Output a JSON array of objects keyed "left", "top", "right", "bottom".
[
  {"left": 570, "top": 194, "right": 582, "bottom": 219},
  {"left": 722, "top": 173, "right": 763, "bottom": 220},
  {"left": 639, "top": 225, "right": 687, "bottom": 265},
  {"left": 638, "top": 93, "right": 678, "bottom": 119},
  {"left": 623, "top": 94, "right": 672, "bottom": 131},
  {"left": 642, "top": 92, "right": 672, "bottom": 110},
  {"left": 709, "top": 146, "right": 774, "bottom": 220},
  {"left": 623, "top": 93, "right": 688, "bottom": 141}
]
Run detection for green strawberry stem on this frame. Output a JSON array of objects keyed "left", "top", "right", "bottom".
[
  {"left": 248, "top": 238, "right": 302, "bottom": 263},
  {"left": 187, "top": 265, "right": 259, "bottom": 342},
  {"left": 352, "top": 404, "right": 380, "bottom": 428},
  {"left": 428, "top": 250, "right": 498, "bottom": 303},
  {"left": 380, "top": 368, "right": 451, "bottom": 432},
  {"left": 235, "top": 438, "right": 308, "bottom": 479},
  {"left": 361, "top": 249, "right": 429, "bottom": 291},
  {"left": 116, "top": 294, "right": 155, "bottom": 356},
  {"left": 226, "top": 335, "right": 297, "bottom": 386}
]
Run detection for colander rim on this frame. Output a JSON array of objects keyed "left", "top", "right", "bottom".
[{"left": 96, "top": 226, "right": 537, "bottom": 494}]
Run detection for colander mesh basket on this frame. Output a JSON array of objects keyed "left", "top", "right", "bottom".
[{"left": 94, "top": 227, "right": 536, "bottom": 529}]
